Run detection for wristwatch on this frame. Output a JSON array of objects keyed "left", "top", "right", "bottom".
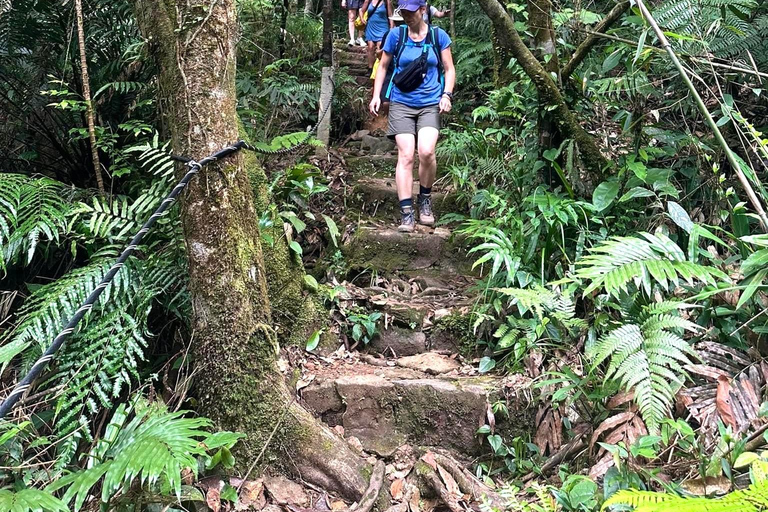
[{"left": 442, "top": 91, "right": 453, "bottom": 99}]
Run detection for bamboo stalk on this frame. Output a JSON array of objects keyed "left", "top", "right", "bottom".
[
  {"left": 75, "top": 0, "right": 106, "bottom": 196},
  {"left": 635, "top": 0, "right": 768, "bottom": 231}
]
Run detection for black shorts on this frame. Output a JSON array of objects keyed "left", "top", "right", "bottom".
[{"left": 346, "top": 0, "right": 362, "bottom": 9}]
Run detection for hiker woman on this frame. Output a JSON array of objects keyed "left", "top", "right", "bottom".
[
  {"left": 368, "top": 0, "right": 455, "bottom": 233},
  {"left": 342, "top": 0, "right": 365, "bottom": 46},
  {"left": 359, "top": 0, "right": 393, "bottom": 72}
]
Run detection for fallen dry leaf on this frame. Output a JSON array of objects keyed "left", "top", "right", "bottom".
[
  {"left": 391, "top": 478, "right": 405, "bottom": 500},
  {"left": 207, "top": 487, "right": 221, "bottom": 512},
  {"left": 331, "top": 501, "right": 347, "bottom": 512},
  {"left": 716, "top": 375, "right": 737, "bottom": 430},
  {"left": 436, "top": 464, "right": 460, "bottom": 497},
  {"left": 408, "top": 486, "right": 421, "bottom": 512},
  {"left": 681, "top": 476, "right": 731, "bottom": 496},
  {"left": 421, "top": 451, "right": 437, "bottom": 471}
]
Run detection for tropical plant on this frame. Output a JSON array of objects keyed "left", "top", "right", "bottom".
[{"left": 587, "top": 297, "right": 700, "bottom": 431}]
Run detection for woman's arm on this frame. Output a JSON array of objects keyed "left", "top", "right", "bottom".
[
  {"left": 360, "top": 0, "right": 370, "bottom": 20},
  {"left": 438, "top": 46, "right": 455, "bottom": 113},
  {"left": 387, "top": 0, "right": 394, "bottom": 28}
]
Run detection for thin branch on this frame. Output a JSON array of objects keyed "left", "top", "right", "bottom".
[
  {"left": 561, "top": 0, "right": 630, "bottom": 80},
  {"left": 636, "top": 0, "right": 768, "bottom": 232}
]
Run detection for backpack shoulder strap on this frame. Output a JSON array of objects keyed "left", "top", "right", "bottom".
[
  {"left": 429, "top": 26, "right": 445, "bottom": 87},
  {"left": 394, "top": 25, "right": 408, "bottom": 69}
]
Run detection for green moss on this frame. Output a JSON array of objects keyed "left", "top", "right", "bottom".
[{"left": 432, "top": 313, "right": 478, "bottom": 357}]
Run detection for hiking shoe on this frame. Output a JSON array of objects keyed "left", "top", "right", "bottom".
[
  {"left": 348, "top": 38, "right": 355, "bottom": 46},
  {"left": 417, "top": 194, "right": 435, "bottom": 226},
  {"left": 398, "top": 207, "right": 415, "bottom": 233},
  {"left": 356, "top": 37, "right": 366, "bottom": 46}
]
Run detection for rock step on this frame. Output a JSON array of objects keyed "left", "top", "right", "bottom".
[
  {"left": 345, "top": 154, "right": 419, "bottom": 179},
  {"left": 352, "top": 177, "right": 461, "bottom": 219},
  {"left": 300, "top": 361, "right": 533, "bottom": 457},
  {"left": 343, "top": 224, "right": 469, "bottom": 273}
]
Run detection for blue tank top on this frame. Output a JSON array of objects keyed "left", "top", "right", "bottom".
[{"left": 365, "top": 1, "right": 389, "bottom": 42}]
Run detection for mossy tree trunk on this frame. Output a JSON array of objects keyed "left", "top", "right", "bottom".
[{"left": 131, "top": 0, "right": 370, "bottom": 499}]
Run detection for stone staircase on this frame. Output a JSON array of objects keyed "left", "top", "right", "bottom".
[
  {"left": 297, "top": 142, "right": 535, "bottom": 460},
  {"left": 335, "top": 40, "right": 371, "bottom": 86}
]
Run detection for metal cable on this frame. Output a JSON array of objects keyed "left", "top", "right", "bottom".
[{"left": 0, "top": 77, "right": 336, "bottom": 420}]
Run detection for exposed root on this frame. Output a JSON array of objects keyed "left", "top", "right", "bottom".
[
  {"left": 348, "top": 460, "right": 386, "bottom": 512},
  {"left": 431, "top": 452, "right": 502, "bottom": 507},
  {"left": 414, "top": 461, "right": 465, "bottom": 512}
]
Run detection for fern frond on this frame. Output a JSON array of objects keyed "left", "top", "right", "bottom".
[
  {"left": 603, "top": 480, "right": 768, "bottom": 511},
  {"left": 0, "top": 174, "right": 74, "bottom": 271},
  {"left": 588, "top": 300, "right": 699, "bottom": 431},
  {"left": 576, "top": 232, "right": 729, "bottom": 297}
]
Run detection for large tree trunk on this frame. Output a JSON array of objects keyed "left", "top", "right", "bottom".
[{"left": 131, "top": 0, "right": 369, "bottom": 499}]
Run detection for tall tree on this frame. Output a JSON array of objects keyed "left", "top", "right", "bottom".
[{"left": 130, "top": 0, "right": 371, "bottom": 498}]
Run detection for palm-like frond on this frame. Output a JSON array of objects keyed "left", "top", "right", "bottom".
[
  {"left": 575, "top": 232, "right": 729, "bottom": 297},
  {"left": 0, "top": 488, "right": 69, "bottom": 512},
  {"left": 46, "top": 400, "right": 244, "bottom": 511}
]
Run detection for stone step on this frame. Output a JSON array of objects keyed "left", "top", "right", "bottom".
[
  {"left": 300, "top": 361, "right": 533, "bottom": 457},
  {"left": 342, "top": 224, "right": 470, "bottom": 273},
  {"left": 346, "top": 154, "right": 419, "bottom": 178},
  {"left": 334, "top": 42, "right": 369, "bottom": 54},
  {"left": 352, "top": 177, "right": 461, "bottom": 218}
]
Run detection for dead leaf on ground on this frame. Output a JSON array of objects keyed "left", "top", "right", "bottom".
[
  {"left": 716, "top": 376, "right": 737, "bottom": 430},
  {"left": 436, "top": 464, "right": 461, "bottom": 498},
  {"left": 421, "top": 451, "right": 437, "bottom": 470},
  {"left": 408, "top": 487, "right": 421, "bottom": 512},
  {"left": 391, "top": 478, "right": 405, "bottom": 500},
  {"left": 331, "top": 500, "right": 347, "bottom": 511},
  {"left": 681, "top": 476, "right": 731, "bottom": 496},
  {"left": 207, "top": 487, "right": 222, "bottom": 512}
]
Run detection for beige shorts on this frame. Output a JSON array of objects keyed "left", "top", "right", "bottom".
[{"left": 387, "top": 102, "right": 440, "bottom": 139}]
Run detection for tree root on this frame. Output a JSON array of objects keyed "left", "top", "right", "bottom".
[
  {"left": 348, "top": 460, "right": 386, "bottom": 512},
  {"left": 413, "top": 461, "right": 465, "bottom": 512},
  {"left": 431, "top": 452, "right": 502, "bottom": 507}
]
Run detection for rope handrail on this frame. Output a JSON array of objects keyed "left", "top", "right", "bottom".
[{"left": 0, "top": 80, "right": 335, "bottom": 421}]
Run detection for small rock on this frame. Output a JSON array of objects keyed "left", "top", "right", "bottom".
[
  {"left": 396, "top": 353, "right": 461, "bottom": 375},
  {"left": 361, "top": 134, "right": 396, "bottom": 155},
  {"left": 264, "top": 475, "right": 309, "bottom": 507},
  {"left": 351, "top": 129, "right": 370, "bottom": 141},
  {"left": 347, "top": 436, "right": 364, "bottom": 452},
  {"left": 433, "top": 308, "right": 451, "bottom": 320}
]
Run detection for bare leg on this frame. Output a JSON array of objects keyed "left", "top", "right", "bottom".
[
  {"left": 395, "top": 133, "right": 416, "bottom": 201},
  {"left": 417, "top": 127, "right": 439, "bottom": 189},
  {"left": 347, "top": 10, "right": 356, "bottom": 41},
  {"left": 367, "top": 40, "right": 376, "bottom": 69}
]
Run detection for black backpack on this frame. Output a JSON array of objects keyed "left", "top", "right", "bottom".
[{"left": 385, "top": 25, "right": 444, "bottom": 98}]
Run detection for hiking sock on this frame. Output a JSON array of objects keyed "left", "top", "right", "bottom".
[
  {"left": 419, "top": 185, "right": 432, "bottom": 196},
  {"left": 399, "top": 198, "right": 413, "bottom": 211}
]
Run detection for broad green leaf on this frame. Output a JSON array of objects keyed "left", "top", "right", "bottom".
[
  {"left": 487, "top": 434, "right": 503, "bottom": 454},
  {"left": 478, "top": 356, "right": 496, "bottom": 373},
  {"left": 592, "top": 182, "right": 620, "bottom": 212},
  {"left": 667, "top": 201, "right": 694, "bottom": 233},
  {"left": 306, "top": 330, "right": 322, "bottom": 351},
  {"left": 322, "top": 214, "right": 340, "bottom": 247},
  {"left": 289, "top": 241, "right": 303, "bottom": 255},
  {"left": 619, "top": 187, "right": 655, "bottom": 202},
  {"left": 602, "top": 50, "right": 622, "bottom": 73},
  {"left": 303, "top": 274, "right": 319, "bottom": 292}
]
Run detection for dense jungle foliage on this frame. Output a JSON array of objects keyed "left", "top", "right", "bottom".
[{"left": 1, "top": 0, "right": 768, "bottom": 509}]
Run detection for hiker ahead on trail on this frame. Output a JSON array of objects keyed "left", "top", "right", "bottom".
[
  {"left": 360, "top": 0, "right": 393, "bottom": 72},
  {"left": 368, "top": 0, "right": 455, "bottom": 233},
  {"left": 342, "top": 0, "right": 366, "bottom": 46}
]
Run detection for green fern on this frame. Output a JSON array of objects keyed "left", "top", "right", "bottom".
[
  {"left": 44, "top": 399, "right": 244, "bottom": 511},
  {"left": 575, "top": 232, "right": 729, "bottom": 297},
  {"left": 587, "top": 298, "right": 699, "bottom": 431},
  {"left": 603, "top": 480, "right": 768, "bottom": 511},
  {"left": 0, "top": 488, "right": 69, "bottom": 512},
  {"left": 0, "top": 174, "right": 74, "bottom": 272}
]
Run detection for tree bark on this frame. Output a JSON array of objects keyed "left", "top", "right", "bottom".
[
  {"left": 131, "top": 0, "right": 370, "bottom": 499},
  {"left": 475, "top": 0, "right": 610, "bottom": 188},
  {"left": 322, "top": 0, "right": 334, "bottom": 64},
  {"left": 74, "top": 0, "right": 106, "bottom": 195}
]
